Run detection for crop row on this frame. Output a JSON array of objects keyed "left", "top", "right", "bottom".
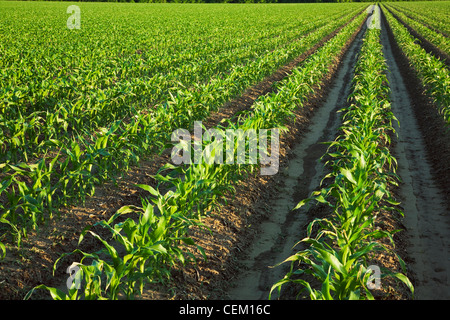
[
  {"left": 0, "top": 5, "right": 366, "bottom": 258},
  {"left": 270, "top": 14, "right": 414, "bottom": 300},
  {"left": 382, "top": 5, "right": 450, "bottom": 125},
  {"left": 386, "top": 1, "right": 449, "bottom": 37},
  {"left": 24, "top": 10, "right": 367, "bottom": 300},
  {"left": 384, "top": 3, "right": 449, "bottom": 57}
]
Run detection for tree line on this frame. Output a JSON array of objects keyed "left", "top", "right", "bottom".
[{"left": 14, "top": 0, "right": 443, "bottom": 3}]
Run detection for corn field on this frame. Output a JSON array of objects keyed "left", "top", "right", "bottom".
[{"left": 0, "top": 1, "right": 449, "bottom": 303}]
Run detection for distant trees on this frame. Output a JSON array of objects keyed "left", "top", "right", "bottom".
[{"left": 13, "top": 0, "right": 440, "bottom": 3}]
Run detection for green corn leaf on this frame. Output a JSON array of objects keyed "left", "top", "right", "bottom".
[
  {"left": 0, "top": 241, "right": 6, "bottom": 259},
  {"left": 88, "top": 231, "right": 121, "bottom": 269},
  {"left": 321, "top": 272, "right": 333, "bottom": 300},
  {"left": 315, "top": 247, "right": 347, "bottom": 277},
  {"left": 340, "top": 167, "right": 357, "bottom": 185},
  {"left": 293, "top": 198, "right": 312, "bottom": 210},
  {"left": 24, "top": 284, "right": 71, "bottom": 300},
  {"left": 392, "top": 272, "right": 415, "bottom": 297},
  {"left": 136, "top": 184, "right": 160, "bottom": 197},
  {"left": 180, "top": 237, "right": 195, "bottom": 245}
]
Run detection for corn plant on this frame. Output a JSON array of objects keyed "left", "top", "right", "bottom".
[
  {"left": 0, "top": 3, "right": 362, "bottom": 164},
  {"left": 387, "top": 1, "right": 449, "bottom": 37}
]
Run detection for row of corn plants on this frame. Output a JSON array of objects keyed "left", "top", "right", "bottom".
[
  {"left": 24, "top": 10, "right": 368, "bottom": 300},
  {"left": 0, "top": 6, "right": 365, "bottom": 257},
  {"left": 381, "top": 5, "right": 450, "bottom": 125},
  {"left": 386, "top": 1, "right": 449, "bottom": 37},
  {"left": 270, "top": 18, "right": 414, "bottom": 300},
  {"left": 384, "top": 3, "right": 449, "bottom": 57}
]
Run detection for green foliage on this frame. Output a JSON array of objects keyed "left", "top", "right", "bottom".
[
  {"left": 382, "top": 4, "right": 450, "bottom": 125},
  {"left": 386, "top": 0, "right": 450, "bottom": 37},
  {"left": 386, "top": 4, "right": 449, "bottom": 56}
]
